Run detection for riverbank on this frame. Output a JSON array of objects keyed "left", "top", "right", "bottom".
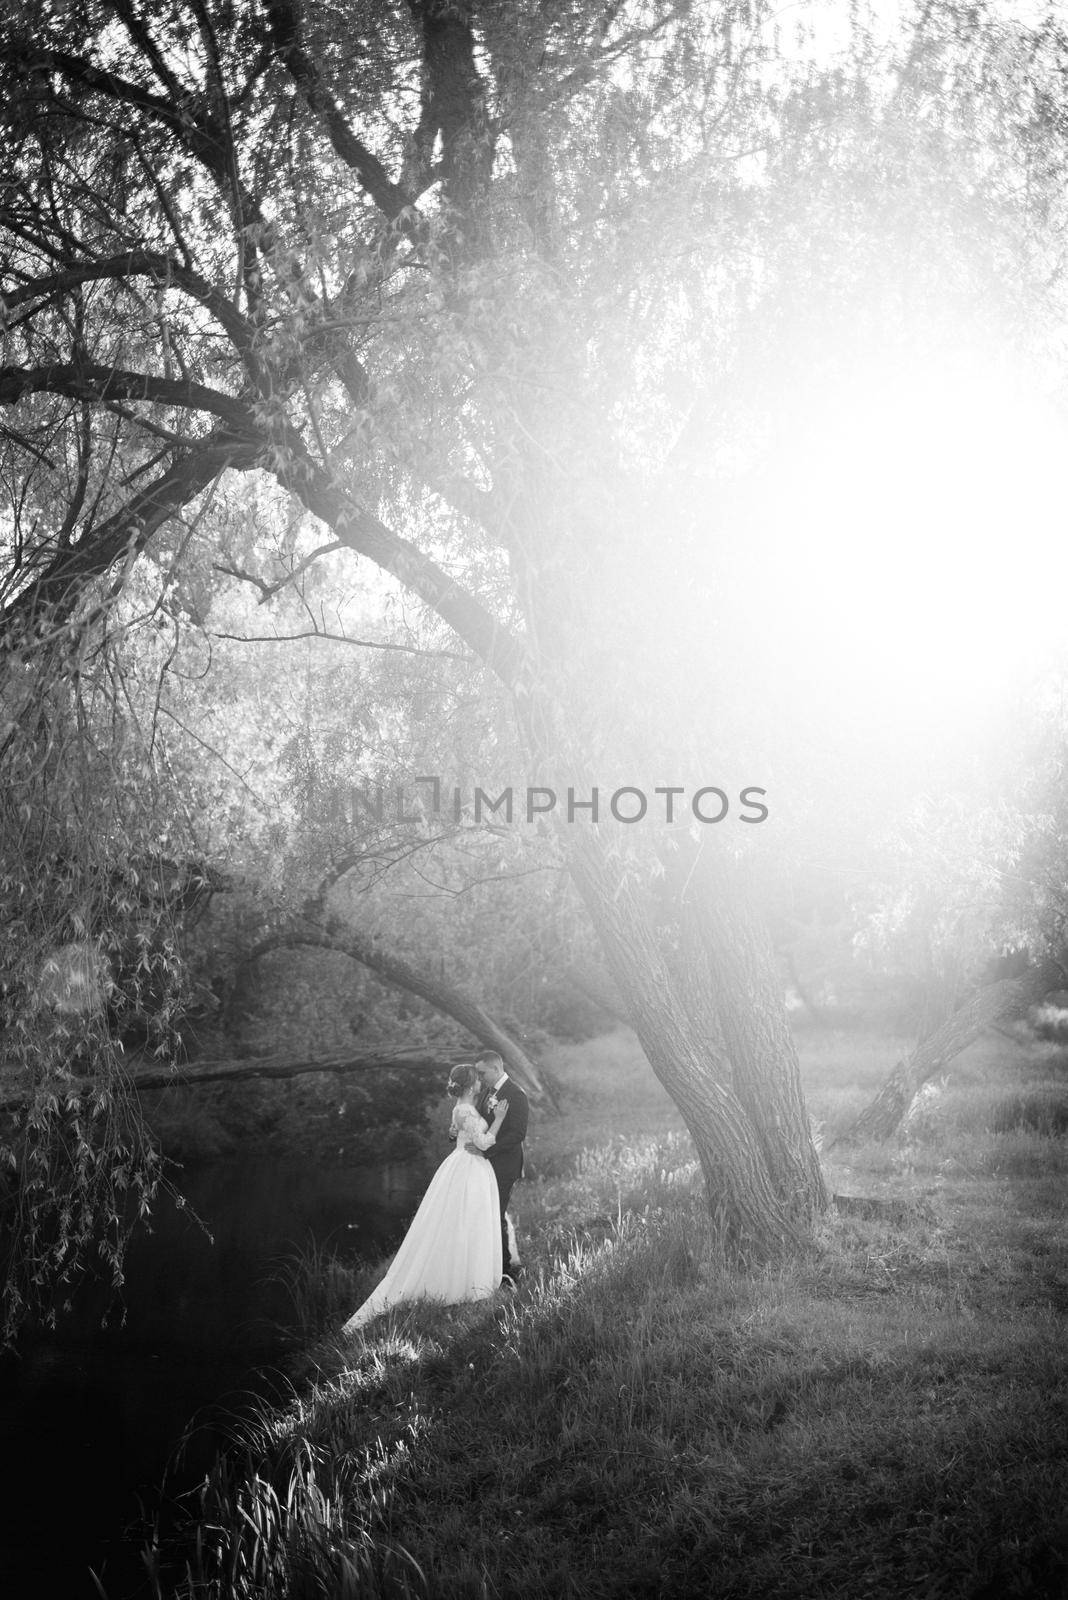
[{"left": 148, "top": 1027, "right": 1068, "bottom": 1599}]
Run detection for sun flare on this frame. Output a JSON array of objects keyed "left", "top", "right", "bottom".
[{"left": 747, "top": 344, "right": 1068, "bottom": 728}]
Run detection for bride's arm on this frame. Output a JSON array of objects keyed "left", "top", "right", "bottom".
[{"left": 457, "top": 1101, "right": 506, "bottom": 1150}]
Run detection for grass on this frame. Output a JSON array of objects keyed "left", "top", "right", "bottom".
[{"left": 147, "top": 1026, "right": 1068, "bottom": 1599}]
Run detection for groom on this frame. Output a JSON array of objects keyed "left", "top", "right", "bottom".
[{"left": 474, "top": 1050, "right": 528, "bottom": 1285}]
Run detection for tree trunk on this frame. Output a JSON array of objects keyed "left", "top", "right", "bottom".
[
  {"left": 677, "top": 847, "right": 828, "bottom": 1222},
  {"left": 247, "top": 925, "right": 553, "bottom": 1103},
  {"left": 0, "top": 1048, "right": 452, "bottom": 1113},
  {"left": 831, "top": 957, "right": 1064, "bottom": 1146},
  {"left": 565, "top": 826, "right": 823, "bottom": 1257}
]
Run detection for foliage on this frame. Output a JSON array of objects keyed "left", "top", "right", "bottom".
[
  {"left": 147, "top": 582, "right": 597, "bottom": 1051},
  {"left": 0, "top": 627, "right": 203, "bottom": 1341}
]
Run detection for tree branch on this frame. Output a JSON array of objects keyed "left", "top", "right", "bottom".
[
  {"left": 7, "top": 43, "right": 250, "bottom": 194},
  {"left": 248, "top": 923, "right": 549, "bottom": 1100},
  {"left": 2, "top": 251, "right": 257, "bottom": 362},
  {"left": 0, "top": 428, "right": 259, "bottom": 637},
  {"left": 263, "top": 0, "right": 417, "bottom": 224},
  {"left": 208, "top": 625, "right": 473, "bottom": 661},
  {"left": 104, "top": 0, "right": 187, "bottom": 103},
  {"left": 5, "top": 39, "right": 272, "bottom": 252},
  {"left": 408, "top": 0, "right": 495, "bottom": 253},
  {"left": 0, "top": 356, "right": 521, "bottom": 683},
  {"left": 0, "top": 421, "right": 57, "bottom": 469},
  {"left": 262, "top": 424, "right": 527, "bottom": 687},
  {"left": 0, "top": 362, "right": 255, "bottom": 430}
]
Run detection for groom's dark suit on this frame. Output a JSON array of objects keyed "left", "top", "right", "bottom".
[{"left": 477, "top": 1075, "right": 528, "bottom": 1277}]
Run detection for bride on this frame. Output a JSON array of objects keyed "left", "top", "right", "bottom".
[{"left": 341, "top": 1061, "right": 508, "bottom": 1332}]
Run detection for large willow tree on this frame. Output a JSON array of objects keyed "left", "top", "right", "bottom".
[{"left": 4, "top": 0, "right": 1064, "bottom": 1272}]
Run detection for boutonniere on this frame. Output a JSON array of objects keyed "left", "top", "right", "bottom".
[{"left": 487, "top": 1093, "right": 500, "bottom": 1111}]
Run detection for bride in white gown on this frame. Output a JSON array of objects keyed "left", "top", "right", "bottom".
[{"left": 341, "top": 1062, "right": 508, "bottom": 1333}]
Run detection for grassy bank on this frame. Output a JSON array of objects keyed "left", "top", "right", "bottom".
[{"left": 150, "top": 1028, "right": 1068, "bottom": 1599}]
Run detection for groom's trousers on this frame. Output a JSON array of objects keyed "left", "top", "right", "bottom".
[{"left": 486, "top": 1146, "right": 523, "bottom": 1275}]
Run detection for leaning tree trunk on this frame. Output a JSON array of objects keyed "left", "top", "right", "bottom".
[
  {"left": 832, "top": 956, "right": 1065, "bottom": 1146},
  {"left": 565, "top": 825, "right": 824, "bottom": 1257},
  {"left": 0, "top": 1047, "right": 459, "bottom": 1114},
  {"left": 247, "top": 924, "right": 552, "bottom": 1103}
]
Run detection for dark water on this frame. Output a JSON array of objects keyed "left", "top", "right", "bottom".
[{"left": 0, "top": 1153, "right": 427, "bottom": 1598}]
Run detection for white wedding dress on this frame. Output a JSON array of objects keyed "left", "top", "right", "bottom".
[{"left": 341, "top": 1101, "right": 502, "bottom": 1332}]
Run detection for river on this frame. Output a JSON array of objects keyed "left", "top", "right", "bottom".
[{"left": 0, "top": 1152, "right": 428, "bottom": 1598}]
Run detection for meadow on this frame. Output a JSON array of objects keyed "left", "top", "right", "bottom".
[{"left": 147, "top": 1024, "right": 1068, "bottom": 1599}]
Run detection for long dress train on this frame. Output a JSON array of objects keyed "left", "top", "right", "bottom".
[{"left": 342, "top": 1101, "right": 502, "bottom": 1332}]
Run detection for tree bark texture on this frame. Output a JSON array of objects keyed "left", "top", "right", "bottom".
[
  {"left": 677, "top": 848, "right": 828, "bottom": 1222},
  {"left": 565, "top": 826, "right": 821, "bottom": 1256}
]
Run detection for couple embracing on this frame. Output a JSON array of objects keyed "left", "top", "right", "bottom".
[{"left": 342, "top": 1051, "right": 528, "bottom": 1333}]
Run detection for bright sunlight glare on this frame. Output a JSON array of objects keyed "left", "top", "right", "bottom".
[{"left": 748, "top": 343, "right": 1068, "bottom": 730}]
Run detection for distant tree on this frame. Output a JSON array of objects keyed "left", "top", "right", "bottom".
[{"left": 838, "top": 689, "right": 1068, "bottom": 1142}]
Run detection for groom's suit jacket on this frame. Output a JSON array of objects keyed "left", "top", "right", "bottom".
[{"left": 477, "top": 1076, "right": 528, "bottom": 1188}]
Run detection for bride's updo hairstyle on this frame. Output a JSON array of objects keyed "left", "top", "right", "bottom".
[{"left": 447, "top": 1062, "right": 478, "bottom": 1098}]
